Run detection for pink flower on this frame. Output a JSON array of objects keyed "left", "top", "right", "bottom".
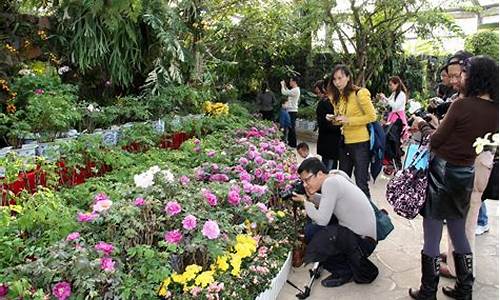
[
  {"left": 193, "top": 138, "right": 201, "bottom": 145},
  {"left": 254, "top": 156, "right": 265, "bottom": 165},
  {"left": 179, "top": 175, "right": 190, "bottom": 186},
  {"left": 95, "top": 241, "right": 114, "bottom": 256},
  {"left": 227, "top": 190, "right": 241, "bottom": 206},
  {"left": 182, "top": 215, "right": 197, "bottom": 230},
  {"left": 258, "top": 246, "right": 268, "bottom": 258},
  {"left": 94, "top": 192, "right": 109, "bottom": 203},
  {"left": 247, "top": 150, "right": 257, "bottom": 160},
  {"left": 195, "top": 167, "right": 206, "bottom": 180},
  {"left": 256, "top": 203, "right": 268, "bottom": 213},
  {"left": 239, "top": 172, "right": 252, "bottom": 182},
  {"left": 261, "top": 171, "right": 271, "bottom": 182},
  {"left": 77, "top": 212, "right": 98, "bottom": 223},
  {"left": 100, "top": 257, "right": 115, "bottom": 272},
  {"left": 194, "top": 145, "right": 201, "bottom": 153},
  {"left": 66, "top": 232, "right": 80, "bottom": 241},
  {"left": 0, "top": 284, "right": 8, "bottom": 297},
  {"left": 92, "top": 199, "right": 112, "bottom": 213},
  {"left": 239, "top": 157, "right": 249, "bottom": 166},
  {"left": 191, "top": 286, "right": 203, "bottom": 297},
  {"left": 259, "top": 142, "right": 270, "bottom": 151},
  {"left": 274, "top": 172, "right": 285, "bottom": 183},
  {"left": 34, "top": 88, "right": 44, "bottom": 95},
  {"left": 242, "top": 195, "right": 253, "bottom": 205},
  {"left": 207, "top": 150, "right": 216, "bottom": 157},
  {"left": 164, "top": 230, "right": 183, "bottom": 244},
  {"left": 165, "top": 201, "right": 182, "bottom": 216},
  {"left": 52, "top": 282, "right": 71, "bottom": 300},
  {"left": 243, "top": 181, "right": 253, "bottom": 193},
  {"left": 134, "top": 197, "right": 145, "bottom": 207},
  {"left": 254, "top": 168, "right": 263, "bottom": 178},
  {"left": 202, "top": 220, "right": 220, "bottom": 239},
  {"left": 202, "top": 189, "right": 218, "bottom": 206},
  {"left": 209, "top": 174, "right": 229, "bottom": 182}
]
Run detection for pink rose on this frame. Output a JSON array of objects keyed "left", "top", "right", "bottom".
[
  {"left": 95, "top": 241, "right": 114, "bottom": 256},
  {"left": 100, "top": 257, "right": 115, "bottom": 272},
  {"left": 34, "top": 88, "right": 45, "bottom": 95},
  {"left": 227, "top": 190, "right": 241, "bottom": 206},
  {"left": 164, "top": 230, "right": 183, "bottom": 245},
  {"left": 179, "top": 175, "right": 190, "bottom": 186},
  {"left": 52, "top": 282, "right": 71, "bottom": 300},
  {"left": 66, "top": 232, "right": 80, "bottom": 241},
  {"left": 165, "top": 201, "right": 182, "bottom": 216},
  {"left": 202, "top": 220, "right": 220, "bottom": 239},
  {"left": 77, "top": 212, "right": 98, "bottom": 223},
  {"left": 182, "top": 215, "right": 197, "bottom": 230},
  {"left": 134, "top": 197, "right": 145, "bottom": 207}
]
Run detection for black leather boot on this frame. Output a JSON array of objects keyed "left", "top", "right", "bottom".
[
  {"left": 442, "top": 252, "right": 474, "bottom": 300},
  {"left": 409, "top": 251, "right": 440, "bottom": 300}
]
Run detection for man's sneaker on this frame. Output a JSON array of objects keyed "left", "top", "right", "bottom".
[
  {"left": 321, "top": 274, "right": 353, "bottom": 288},
  {"left": 475, "top": 224, "right": 490, "bottom": 236}
]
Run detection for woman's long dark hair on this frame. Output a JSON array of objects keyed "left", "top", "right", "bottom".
[
  {"left": 463, "top": 56, "right": 499, "bottom": 103},
  {"left": 389, "top": 76, "right": 408, "bottom": 100},
  {"left": 326, "top": 64, "right": 360, "bottom": 105}
]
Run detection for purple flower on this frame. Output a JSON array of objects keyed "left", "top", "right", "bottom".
[
  {"left": 77, "top": 212, "right": 98, "bottom": 223},
  {"left": 66, "top": 232, "right": 80, "bottom": 241},
  {"left": 247, "top": 150, "right": 256, "bottom": 160},
  {"left": 202, "top": 188, "right": 218, "bottom": 206},
  {"left": 239, "top": 157, "right": 249, "bottom": 166},
  {"left": 211, "top": 163, "right": 219, "bottom": 171},
  {"left": 274, "top": 172, "right": 285, "bottom": 183},
  {"left": 194, "top": 145, "right": 201, "bottom": 153},
  {"left": 95, "top": 241, "right": 114, "bottom": 256},
  {"left": 134, "top": 197, "right": 145, "bottom": 207},
  {"left": 261, "top": 171, "right": 271, "bottom": 182},
  {"left": 0, "top": 284, "right": 8, "bottom": 297},
  {"left": 209, "top": 174, "right": 229, "bottom": 182},
  {"left": 164, "top": 230, "right": 183, "bottom": 245},
  {"left": 252, "top": 185, "right": 267, "bottom": 196},
  {"left": 100, "top": 257, "right": 115, "bottom": 272},
  {"left": 207, "top": 150, "right": 216, "bottom": 157},
  {"left": 227, "top": 190, "right": 241, "bottom": 206},
  {"left": 179, "top": 175, "right": 190, "bottom": 186},
  {"left": 165, "top": 201, "right": 182, "bottom": 216},
  {"left": 52, "top": 281, "right": 71, "bottom": 300},
  {"left": 254, "top": 168, "right": 263, "bottom": 179},
  {"left": 254, "top": 156, "right": 265, "bottom": 165},
  {"left": 242, "top": 195, "right": 253, "bottom": 205},
  {"left": 243, "top": 181, "right": 253, "bottom": 193},
  {"left": 239, "top": 172, "right": 252, "bottom": 182},
  {"left": 259, "top": 142, "right": 270, "bottom": 151},
  {"left": 256, "top": 202, "right": 268, "bottom": 213},
  {"left": 273, "top": 144, "right": 286, "bottom": 155},
  {"left": 182, "top": 215, "right": 197, "bottom": 230},
  {"left": 202, "top": 220, "right": 220, "bottom": 239},
  {"left": 94, "top": 192, "right": 109, "bottom": 203},
  {"left": 193, "top": 138, "right": 201, "bottom": 145},
  {"left": 34, "top": 88, "right": 44, "bottom": 95}
]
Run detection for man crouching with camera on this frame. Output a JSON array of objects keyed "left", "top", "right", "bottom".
[{"left": 292, "top": 157, "right": 379, "bottom": 288}]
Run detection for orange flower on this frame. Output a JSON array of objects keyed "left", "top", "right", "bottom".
[{"left": 6, "top": 103, "right": 16, "bottom": 113}]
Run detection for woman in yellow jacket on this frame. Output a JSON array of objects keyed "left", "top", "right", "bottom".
[{"left": 326, "top": 64, "right": 377, "bottom": 198}]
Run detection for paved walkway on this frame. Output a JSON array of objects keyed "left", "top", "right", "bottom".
[{"left": 278, "top": 139, "right": 499, "bottom": 300}]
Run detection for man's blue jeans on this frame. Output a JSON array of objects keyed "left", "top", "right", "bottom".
[{"left": 477, "top": 202, "right": 488, "bottom": 226}]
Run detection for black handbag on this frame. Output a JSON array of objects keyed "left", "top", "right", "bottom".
[{"left": 482, "top": 157, "right": 499, "bottom": 201}]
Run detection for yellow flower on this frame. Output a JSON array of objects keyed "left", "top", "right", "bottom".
[
  {"left": 194, "top": 271, "right": 215, "bottom": 288},
  {"left": 215, "top": 255, "right": 229, "bottom": 271},
  {"left": 276, "top": 211, "right": 286, "bottom": 218},
  {"left": 171, "top": 273, "right": 185, "bottom": 284},
  {"left": 158, "top": 277, "right": 171, "bottom": 297},
  {"left": 230, "top": 253, "right": 242, "bottom": 276}
]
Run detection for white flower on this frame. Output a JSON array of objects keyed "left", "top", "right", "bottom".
[
  {"left": 161, "top": 169, "right": 175, "bottom": 183},
  {"left": 58, "top": 66, "right": 70, "bottom": 75},
  {"left": 148, "top": 165, "right": 161, "bottom": 175},
  {"left": 87, "top": 104, "right": 95, "bottom": 112},
  {"left": 134, "top": 172, "right": 155, "bottom": 188},
  {"left": 93, "top": 200, "right": 113, "bottom": 212},
  {"left": 18, "top": 69, "right": 33, "bottom": 76}
]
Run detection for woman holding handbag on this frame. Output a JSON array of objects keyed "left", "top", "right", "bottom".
[
  {"left": 326, "top": 65, "right": 377, "bottom": 198},
  {"left": 409, "top": 55, "right": 499, "bottom": 300}
]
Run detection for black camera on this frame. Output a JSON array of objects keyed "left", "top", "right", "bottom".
[
  {"left": 408, "top": 108, "right": 432, "bottom": 127},
  {"left": 279, "top": 180, "right": 306, "bottom": 200}
]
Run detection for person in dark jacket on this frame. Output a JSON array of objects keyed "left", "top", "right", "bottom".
[
  {"left": 256, "top": 82, "right": 277, "bottom": 121},
  {"left": 314, "top": 80, "right": 341, "bottom": 171},
  {"left": 409, "top": 55, "right": 499, "bottom": 300},
  {"left": 279, "top": 99, "right": 291, "bottom": 143}
]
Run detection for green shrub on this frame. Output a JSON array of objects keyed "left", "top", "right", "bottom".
[{"left": 465, "top": 31, "right": 499, "bottom": 61}]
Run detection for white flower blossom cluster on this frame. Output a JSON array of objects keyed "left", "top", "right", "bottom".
[
  {"left": 87, "top": 104, "right": 101, "bottom": 113},
  {"left": 134, "top": 165, "right": 175, "bottom": 188},
  {"left": 473, "top": 132, "right": 499, "bottom": 154}
]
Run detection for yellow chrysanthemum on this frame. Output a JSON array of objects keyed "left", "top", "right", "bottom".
[
  {"left": 215, "top": 255, "right": 229, "bottom": 272},
  {"left": 230, "top": 254, "right": 242, "bottom": 276},
  {"left": 194, "top": 271, "right": 215, "bottom": 288},
  {"left": 276, "top": 211, "right": 286, "bottom": 218}
]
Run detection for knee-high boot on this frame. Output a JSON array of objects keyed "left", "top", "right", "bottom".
[
  {"left": 409, "top": 251, "right": 440, "bottom": 300},
  {"left": 442, "top": 252, "right": 474, "bottom": 300}
]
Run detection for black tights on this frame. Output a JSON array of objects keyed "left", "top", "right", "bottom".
[{"left": 423, "top": 217, "right": 471, "bottom": 257}]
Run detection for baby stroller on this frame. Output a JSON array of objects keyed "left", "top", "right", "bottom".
[{"left": 383, "top": 118, "right": 404, "bottom": 176}]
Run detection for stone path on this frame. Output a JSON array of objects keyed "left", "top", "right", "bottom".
[{"left": 277, "top": 139, "right": 499, "bottom": 300}]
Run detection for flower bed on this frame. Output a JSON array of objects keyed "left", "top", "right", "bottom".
[{"left": 0, "top": 121, "right": 302, "bottom": 299}]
